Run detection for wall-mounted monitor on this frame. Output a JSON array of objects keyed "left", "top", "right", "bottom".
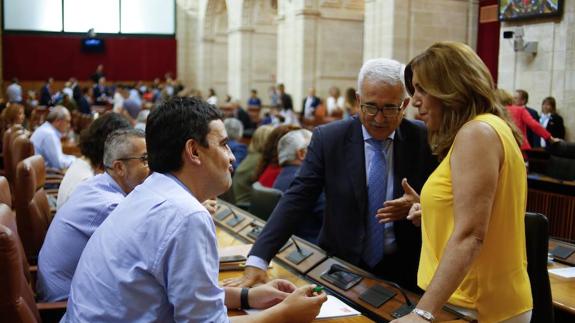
[
  {"left": 499, "top": 0, "right": 563, "bottom": 21},
  {"left": 81, "top": 38, "right": 105, "bottom": 53}
]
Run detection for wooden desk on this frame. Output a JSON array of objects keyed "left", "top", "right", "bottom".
[
  {"left": 216, "top": 227, "right": 374, "bottom": 323},
  {"left": 548, "top": 239, "right": 575, "bottom": 315}
]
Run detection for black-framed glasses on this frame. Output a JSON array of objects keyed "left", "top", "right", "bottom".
[
  {"left": 117, "top": 154, "right": 148, "bottom": 166},
  {"left": 360, "top": 102, "right": 403, "bottom": 117}
]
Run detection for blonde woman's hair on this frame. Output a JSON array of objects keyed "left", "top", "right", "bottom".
[
  {"left": 405, "top": 41, "right": 521, "bottom": 160},
  {"left": 494, "top": 88, "right": 514, "bottom": 107},
  {"left": 248, "top": 125, "right": 274, "bottom": 154}
]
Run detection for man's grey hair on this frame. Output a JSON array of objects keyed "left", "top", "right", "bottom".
[
  {"left": 357, "top": 58, "right": 406, "bottom": 97},
  {"left": 224, "top": 118, "right": 243, "bottom": 140},
  {"left": 103, "top": 129, "right": 145, "bottom": 168},
  {"left": 278, "top": 129, "right": 312, "bottom": 166},
  {"left": 46, "top": 106, "right": 70, "bottom": 123}
]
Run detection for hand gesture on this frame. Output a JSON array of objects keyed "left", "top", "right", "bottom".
[
  {"left": 222, "top": 266, "right": 269, "bottom": 287},
  {"left": 407, "top": 203, "right": 422, "bottom": 227},
  {"left": 376, "top": 178, "right": 420, "bottom": 223},
  {"left": 248, "top": 279, "right": 297, "bottom": 309}
]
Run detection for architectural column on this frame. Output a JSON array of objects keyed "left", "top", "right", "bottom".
[
  {"left": 277, "top": 0, "right": 363, "bottom": 112},
  {"left": 176, "top": 0, "right": 201, "bottom": 87},
  {"left": 227, "top": 25, "right": 255, "bottom": 102},
  {"left": 364, "top": 0, "right": 474, "bottom": 63}
]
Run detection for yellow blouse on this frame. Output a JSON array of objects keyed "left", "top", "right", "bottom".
[{"left": 418, "top": 114, "right": 532, "bottom": 322}]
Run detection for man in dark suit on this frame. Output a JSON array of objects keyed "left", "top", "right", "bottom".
[
  {"left": 301, "top": 87, "right": 321, "bottom": 120},
  {"left": 224, "top": 58, "right": 436, "bottom": 291}
]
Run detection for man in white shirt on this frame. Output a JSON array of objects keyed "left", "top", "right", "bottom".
[{"left": 30, "top": 106, "right": 76, "bottom": 170}]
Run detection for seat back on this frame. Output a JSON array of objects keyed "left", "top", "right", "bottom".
[
  {"left": 3, "top": 125, "right": 25, "bottom": 184},
  {"left": 0, "top": 215, "right": 40, "bottom": 323},
  {"left": 249, "top": 181, "right": 283, "bottom": 221},
  {"left": 0, "top": 198, "right": 33, "bottom": 284},
  {"left": 0, "top": 176, "right": 13, "bottom": 207},
  {"left": 14, "top": 155, "right": 51, "bottom": 263},
  {"left": 11, "top": 134, "right": 35, "bottom": 182},
  {"left": 545, "top": 141, "right": 575, "bottom": 181},
  {"left": 525, "top": 212, "right": 554, "bottom": 323}
]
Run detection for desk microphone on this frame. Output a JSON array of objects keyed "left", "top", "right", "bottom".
[{"left": 291, "top": 237, "right": 304, "bottom": 254}]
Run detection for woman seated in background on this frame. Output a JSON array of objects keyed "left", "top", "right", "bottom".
[
  {"left": 232, "top": 125, "right": 274, "bottom": 206},
  {"left": 538, "top": 96, "right": 565, "bottom": 147},
  {"left": 343, "top": 87, "right": 358, "bottom": 119},
  {"left": 1, "top": 102, "right": 26, "bottom": 130},
  {"left": 255, "top": 125, "right": 300, "bottom": 188},
  {"left": 394, "top": 41, "right": 533, "bottom": 323},
  {"left": 56, "top": 113, "right": 132, "bottom": 209},
  {"left": 325, "top": 86, "right": 344, "bottom": 117}
]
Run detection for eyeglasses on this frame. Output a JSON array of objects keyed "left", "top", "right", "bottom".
[
  {"left": 360, "top": 102, "right": 404, "bottom": 117},
  {"left": 116, "top": 155, "right": 148, "bottom": 166}
]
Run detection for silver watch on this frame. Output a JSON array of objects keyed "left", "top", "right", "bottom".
[{"left": 412, "top": 308, "right": 435, "bottom": 322}]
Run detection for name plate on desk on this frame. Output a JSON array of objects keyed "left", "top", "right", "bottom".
[
  {"left": 306, "top": 258, "right": 466, "bottom": 322},
  {"left": 214, "top": 207, "right": 232, "bottom": 221},
  {"left": 238, "top": 220, "right": 266, "bottom": 243},
  {"left": 276, "top": 236, "right": 326, "bottom": 274}
]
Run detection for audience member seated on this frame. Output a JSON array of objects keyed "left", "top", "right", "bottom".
[
  {"left": 224, "top": 118, "right": 247, "bottom": 170},
  {"left": 301, "top": 87, "right": 321, "bottom": 121},
  {"left": 343, "top": 87, "right": 358, "bottom": 119},
  {"left": 37, "top": 129, "right": 148, "bottom": 302},
  {"left": 207, "top": 88, "right": 218, "bottom": 106},
  {"left": 134, "top": 108, "right": 150, "bottom": 131},
  {"left": 30, "top": 106, "right": 76, "bottom": 171},
  {"left": 325, "top": 86, "right": 344, "bottom": 117},
  {"left": 255, "top": 125, "right": 300, "bottom": 188},
  {"left": 62, "top": 97, "right": 325, "bottom": 322},
  {"left": 6, "top": 78, "right": 23, "bottom": 103},
  {"left": 39, "top": 78, "right": 54, "bottom": 106},
  {"left": 92, "top": 77, "right": 111, "bottom": 105},
  {"left": 247, "top": 89, "right": 262, "bottom": 109},
  {"left": 538, "top": 96, "right": 565, "bottom": 148},
  {"left": 273, "top": 129, "right": 323, "bottom": 243},
  {"left": 233, "top": 125, "right": 274, "bottom": 206},
  {"left": 1, "top": 103, "right": 26, "bottom": 130},
  {"left": 56, "top": 113, "right": 132, "bottom": 209}
]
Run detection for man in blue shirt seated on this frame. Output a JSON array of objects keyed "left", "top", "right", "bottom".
[
  {"left": 63, "top": 97, "right": 326, "bottom": 322},
  {"left": 30, "top": 106, "right": 76, "bottom": 171},
  {"left": 37, "top": 129, "right": 149, "bottom": 302},
  {"left": 273, "top": 129, "right": 324, "bottom": 244}
]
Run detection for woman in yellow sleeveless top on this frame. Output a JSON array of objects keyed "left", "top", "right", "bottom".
[{"left": 391, "top": 42, "right": 532, "bottom": 323}]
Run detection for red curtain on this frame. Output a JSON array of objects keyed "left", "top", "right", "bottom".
[{"left": 3, "top": 33, "right": 177, "bottom": 81}]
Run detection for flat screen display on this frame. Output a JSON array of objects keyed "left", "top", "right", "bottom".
[{"left": 499, "top": 0, "right": 563, "bottom": 21}]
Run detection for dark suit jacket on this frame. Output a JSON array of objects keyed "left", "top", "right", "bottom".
[
  {"left": 250, "top": 116, "right": 437, "bottom": 288},
  {"left": 546, "top": 113, "right": 565, "bottom": 139}
]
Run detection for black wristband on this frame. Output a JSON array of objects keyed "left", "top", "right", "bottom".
[{"left": 240, "top": 287, "right": 250, "bottom": 309}]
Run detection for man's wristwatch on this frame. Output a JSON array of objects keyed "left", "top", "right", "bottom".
[{"left": 412, "top": 308, "right": 435, "bottom": 322}]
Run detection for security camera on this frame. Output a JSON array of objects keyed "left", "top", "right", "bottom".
[{"left": 503, "top": 31, "right": 514, "bottom": 39}]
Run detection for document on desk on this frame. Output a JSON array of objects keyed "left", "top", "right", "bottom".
[
  {"left": 549, "top": 267, "right": 575, "bottom": 278},
  {"left": 245, "top": 295, "right": 360, "bottom": 319}
]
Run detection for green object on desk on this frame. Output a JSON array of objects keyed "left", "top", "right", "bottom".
[{"left": 313, "top": 286, "right": 324, "bottom": 293}]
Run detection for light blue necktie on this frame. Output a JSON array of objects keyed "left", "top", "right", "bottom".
[{"left": 362, "top": 138, "right": 389, "bottom": 268}]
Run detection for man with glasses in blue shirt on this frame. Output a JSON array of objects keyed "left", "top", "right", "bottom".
[
  {"left": 225, "top": 58, "right": 437, "bottom": 292},
  {"left": 37, "top": 129, "right": 149, "bottom": 302}
]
